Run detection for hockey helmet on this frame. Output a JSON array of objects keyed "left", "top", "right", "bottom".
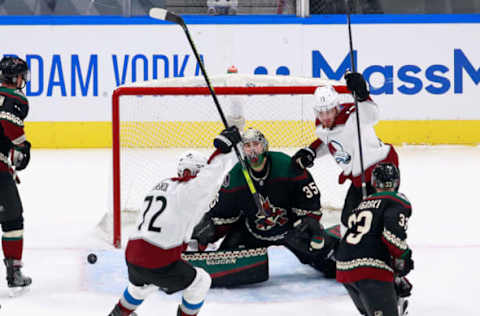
[
  {"left": 177, "top": 150, "right": 208, "bottom": 177},
  {"left": 371, "top": 163, "right": 400, "bottom": 191},
  {"left": 242, "top": 128, "right": 269, "bottom": 168},
  {"left": 312, "top": 86, "right": 340, "bottom": 114},
  {"left": 0, "top": 56, "right": 30, "bottom": 85}
]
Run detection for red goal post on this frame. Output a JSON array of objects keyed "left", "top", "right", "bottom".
[{"left": 109, "top": 74, "right": 348, "bottom": 248}]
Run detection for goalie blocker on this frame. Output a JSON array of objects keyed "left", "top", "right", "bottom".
[{"left": 182, "top": 248, "right": 268, "bottom": 287}]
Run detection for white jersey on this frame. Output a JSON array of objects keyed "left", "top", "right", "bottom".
[
  {"left": 125, "top": 151, "right": 237, "bottom": 269},
  {"left": 311, "top": 99, "right": 397, "bottom": 187}
]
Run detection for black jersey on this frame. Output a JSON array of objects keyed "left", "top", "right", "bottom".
[
  {"left": 336, "top": 191, "right": 412, "bottom": 283},
  {"left": 0, "top": 87, "right": 29, "bottom": 173},
  {"left": 208, "top": 151, "right": 322, "bottom": 243}
]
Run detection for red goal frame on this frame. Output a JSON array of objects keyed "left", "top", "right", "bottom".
[{"left": 111, "top": 85, "right": 348, "bottom": 248}]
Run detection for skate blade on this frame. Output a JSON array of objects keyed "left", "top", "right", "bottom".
[{"left": 8, "top": 285, "right": 30, "bottom": 297}]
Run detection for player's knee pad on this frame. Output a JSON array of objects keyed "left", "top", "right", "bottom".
[
  {"left": 181, "top": 267, "right": 211, "bottom": 313},
  {"left": 3, "top": 229, "right": 23, "bottom": 238},
  {"left": 2, "top": 218, "right": 24, "bottom": 232},
  {"left": 120, "top": 282, "right": 156, "bottom": 311}
]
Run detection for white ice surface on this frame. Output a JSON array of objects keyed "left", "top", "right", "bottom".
[{"left": 0, "top": 146, "right": 479, "bottom": 315}]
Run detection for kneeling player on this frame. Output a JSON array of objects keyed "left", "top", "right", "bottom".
[
  {"left": 335, "top": 163, "right": 414, "bottom": 316},
  {"left": 108, "top": 127, "right": 241, "bottom": 316},
  {"left": 192, "top": 128, "right": 338, "bottom": 283}
]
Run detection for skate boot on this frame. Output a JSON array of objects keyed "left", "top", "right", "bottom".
[
  {"left": 108, "top": 304, "right": 137, "bottom": 316},
  {"left": 177, "top": 305, "right": 197, "bottom": 316},
  {"left": 398, "top": 297, "right": 409, "bottom": 316},
  {"left": 4, "top": 258, "right": 32, "bottom": 288}
]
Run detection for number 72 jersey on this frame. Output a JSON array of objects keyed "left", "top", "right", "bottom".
[
  {"left": 125, "top": 152, "right": 237, "bottom": 269},
  {"left": 335, "top": 191, "right": 412, "bottom": 283}
]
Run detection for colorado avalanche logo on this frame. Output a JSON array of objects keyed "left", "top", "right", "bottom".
[
  {"left": 328, "top": 140, "right": 351, "bottom": 165},
  {"left": 255, "top": 196, "right": 288, "bottom": 231}
]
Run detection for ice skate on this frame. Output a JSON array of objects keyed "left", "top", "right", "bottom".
[
  {"left": 108, "top": 304, "right": 137, "bottom": 316},
  {"left": 4, "top": 258, "right": 31, "bottom": 296},
  {"left": 398, "top": 297, "right": 409, "bottom": 316}
]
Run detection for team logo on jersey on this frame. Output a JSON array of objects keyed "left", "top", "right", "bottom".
[
  {"left": 255, "top": 195, "right": 288, "bottom": 231},
  {"left": 328, "top": 140, "right": 351, "bottom": 164}
]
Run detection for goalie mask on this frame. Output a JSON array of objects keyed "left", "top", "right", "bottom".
[
  {"left": 371, "top": 163, "right": 400, "bottom": 191},
  {"left": 0, "top": 56, "right": 30, "bottom": 87},
  {"left": 177, "top": 150, "right": 208, "bottom": 177},
  {"left": 242, "top": 128, "right": 269, "bottom": 169}
]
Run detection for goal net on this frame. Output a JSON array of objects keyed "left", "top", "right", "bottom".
[{"left": 101, "top": 74, "right": 350, "bottom": 248}]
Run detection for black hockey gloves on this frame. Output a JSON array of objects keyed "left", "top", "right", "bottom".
[
  {"left": 394, "top": 249, "right": 414, "bottom": 277},
  {"left": 213, "top": 126, "right": 242, "bottom": 153},
  {"left": 11, "top": 140, "right": 31, "bottom": 171},
  {"left": 292, "top": 147, "right": 316, "bottom": 169},
  {"left": 192, "top": 214, "right": 216, "bottom": 250},
  {"left": 345, "top": 72, "right": 369, "bottom": 102}
]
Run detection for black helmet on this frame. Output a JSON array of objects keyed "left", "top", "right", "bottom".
[
  {"left": 371, "top": 163, "right": 400, "bottom": 191},
  {"left": 0, "top": 56, "right": 30, "bottom": 85}
]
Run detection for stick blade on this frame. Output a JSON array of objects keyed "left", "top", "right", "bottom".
[{"left": 149, "top": 8, "right": 168, "bottom": 21}]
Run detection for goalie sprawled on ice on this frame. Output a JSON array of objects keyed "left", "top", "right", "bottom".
[{"left": 189, "top": 127, "right": 340, "bottom": 287}]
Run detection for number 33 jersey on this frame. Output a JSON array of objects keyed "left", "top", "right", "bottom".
[
  {"left": 125, "top": 151, "right": 236, "bottom": 269},
  {"left": 335, "top": 191, "right": 412, "bottom": 283}
]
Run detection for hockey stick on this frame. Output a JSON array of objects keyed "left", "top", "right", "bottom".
[
  {"left": 149, "top": 8, "right": 266, "bottom": 216},
  {"left": 345, "top": 1, "right": 367, "bottom": 199}
]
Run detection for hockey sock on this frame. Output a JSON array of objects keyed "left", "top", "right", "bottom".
[
  {"left": 179, "top": 297, "right": 204, "bottom": 316},
  {"left": 118, "top": 287, "right": 143, "bottom": 312},
  {"left": 2, "top": 231, "right": 23, "bottom": 260}
]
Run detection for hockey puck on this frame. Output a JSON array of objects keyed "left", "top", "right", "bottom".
[{"left": 87, "top": 253, "right": 97, "bottom": 264}]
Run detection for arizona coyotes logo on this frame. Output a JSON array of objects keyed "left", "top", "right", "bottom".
[
  {"left": 328, "top": 140, "right": 351, "bottom": 165},
  {"left": 255, "top": 196, "right": 288, "bottom": 231}
]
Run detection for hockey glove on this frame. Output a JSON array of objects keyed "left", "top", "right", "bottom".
[
  {"left": 345, "top": 72, "right": 369, "bottom": 102},
  {"left": 192, "top": 214, "right": 216, "bottom": 250},
  {"left": 395, "top": 276, "right": 413, "bottom": 298},
  {"left": 10, "top": 140, "right": 31, "bottom": 171},
  {"left": 292, "top": 147, "right": 316, "bottom": 169},
  {"left": 213, "top": 126, "right": 242, "bottom": 153},
  {"left": 393, "top": 249, "right": 414, "bottom": 277}
]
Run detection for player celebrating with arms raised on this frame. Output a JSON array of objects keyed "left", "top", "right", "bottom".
[
  {"left": 292, "top": 72, "right": 399, "bottom": 228},
  {"left": 108, "top": 127, "right": 241, "bottom": 316}
]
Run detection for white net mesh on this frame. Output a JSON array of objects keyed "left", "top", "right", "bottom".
[{"left": 102, "top": 74, "right": 349, "bottom": 246}]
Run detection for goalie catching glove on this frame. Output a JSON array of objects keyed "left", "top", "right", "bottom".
[
  {"left": 213, "top": 126, "right": 242, "bottom": 153},
  {"left": 285, "top": 216, "right": 336, "bottom": 261},
  {"left": 10, "top": 140, "right": 31, "bottom": 171},
  {"left": 292, "top": 147, "right": 316, "bottom": 169}
]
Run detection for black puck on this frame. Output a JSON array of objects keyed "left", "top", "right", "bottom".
[{"left": 87, "top": 253, "right": 97, "bottom": 264}]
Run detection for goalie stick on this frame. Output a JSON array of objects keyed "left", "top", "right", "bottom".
[
  {"left": 149, "top": 8, "right": 267, "bottom": 216},
  {"left": 345, "top": 1, "right": 367, "bottom": 199}
]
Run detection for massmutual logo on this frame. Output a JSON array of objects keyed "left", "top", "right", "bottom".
[{"left": 5, "top": 47, "right": 477, "bottom": 97}]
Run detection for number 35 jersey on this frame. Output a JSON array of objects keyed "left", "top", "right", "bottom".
[
  {"left": 125, "top": 151, "right": 236, "bottom": 269},
  {"left": 335, "top": 191, "right": 412, "bottom": 283}
]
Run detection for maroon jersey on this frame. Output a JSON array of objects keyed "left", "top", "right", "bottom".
[{"left": 0, "top": 86, "right": 29, "bottom": 174}]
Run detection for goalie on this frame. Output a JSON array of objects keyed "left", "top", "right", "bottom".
[{"left": 191, "top": 127, "right": 339, "bottom": 286}]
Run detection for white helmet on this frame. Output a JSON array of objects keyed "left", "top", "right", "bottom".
[
  {"left": 313, "top": 86, "right": 340, "bottom": 114},
  {"left": 177, "top": 150, "right": 208, "bottom": 177}
]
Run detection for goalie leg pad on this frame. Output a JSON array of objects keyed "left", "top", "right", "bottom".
[{"left": 182, "top": 247, "right": 269, "bottom": 287}]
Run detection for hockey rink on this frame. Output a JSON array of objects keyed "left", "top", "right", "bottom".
[{"left": 0, "top": 146, "right": 479, "bottom": 315}]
